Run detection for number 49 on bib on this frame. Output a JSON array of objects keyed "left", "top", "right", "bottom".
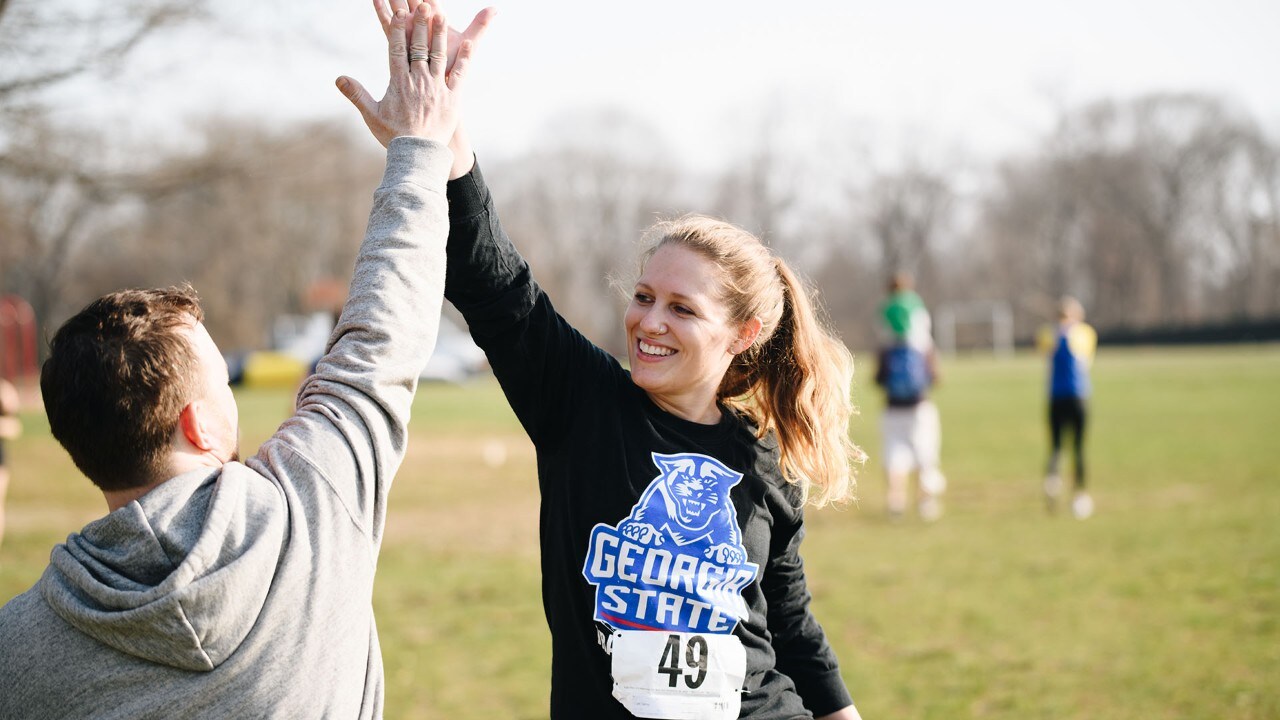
[{"left": 611, "top": 630, "right": 747, "bottom": 720}]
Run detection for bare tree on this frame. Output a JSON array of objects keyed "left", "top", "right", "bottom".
[
  {"left": 977, "top": 151, "right": 1092, "bottom": 333},
  {"left": 1078, "top": 95, "right": 1244, "bottom": 322},
  {"left": 1204, "top": 124, "right": 1280, "bottom": 319},
  {"left": 0, "top": 0, "right": 206, "bottom": 122},
  {"left": 0, "top": 117, "right": 236, "bottom": 342},
  {"left": 808, "top": 226, "right": 884, "bottom": 352},
  {"left": 125, "top": 119, "right": 385, "bottom": 349},
  {"left": 493, "top": 109, "right": 684, "bottom": 354},
  {"left": 712, "top": 109, "right": 799, "bottom": 248},
  {"left": 862, "top": 166, "right": 954, "bottom": 290},
  {"left": 0, "top": 113, "right": 384, "bottom": 354},
  {"left": 976, "top": 92, "right": 1275, "bottom": 334},
  {"left": 0, "top": 0, "right": 212, "bottom": 346},
  {"left": 709, "top": 101, "right": 852, "bottom": 269}
]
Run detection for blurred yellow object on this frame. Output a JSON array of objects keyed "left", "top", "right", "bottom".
[{"left": 241, "top": 351, "right": 307, "bottom": 389}]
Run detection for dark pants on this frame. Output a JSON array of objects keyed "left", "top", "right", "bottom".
[{"left": 1048, "top": 396, "right": 1087, "bottom": 488}]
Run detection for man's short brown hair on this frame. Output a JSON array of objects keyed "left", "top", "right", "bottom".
[{"left": 41, "top": 286, "right": 205, "bottom": 491}]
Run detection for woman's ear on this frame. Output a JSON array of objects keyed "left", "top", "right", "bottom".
[{"left": 732, "top": 317, "right": 764, "bottom": 355}]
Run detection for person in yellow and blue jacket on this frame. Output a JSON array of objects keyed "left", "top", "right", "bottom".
[{"left": 1036, "top": 296, "right": 1097, "bottom": 519}]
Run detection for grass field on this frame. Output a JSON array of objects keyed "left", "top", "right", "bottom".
[{"left": 2, "top": 345, "right": 1277, "bottom": 719}]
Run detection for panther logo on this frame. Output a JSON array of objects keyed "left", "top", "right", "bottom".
[{"left": 619, "top": 452, "right": 746, "bottom": 565}]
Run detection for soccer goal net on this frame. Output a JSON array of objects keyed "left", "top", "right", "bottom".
[{"left": 934, "top": 300, "right": 1014, "bottom": 356}]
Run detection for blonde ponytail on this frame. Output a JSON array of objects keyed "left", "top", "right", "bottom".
[{"left": 726, "top": 260, "right": 861, "bottom": 506}]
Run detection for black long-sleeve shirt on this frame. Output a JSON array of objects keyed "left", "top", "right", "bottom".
[{"left": 444, "top": 162, "right": 853, "bottom": 719}]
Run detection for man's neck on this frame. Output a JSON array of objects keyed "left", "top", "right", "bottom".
[
  {"left": 102, "top": 481, "right": 165, "bottom": 513},
  {"left": 101, "top": 453, "right": 223, "bottom": 513}
]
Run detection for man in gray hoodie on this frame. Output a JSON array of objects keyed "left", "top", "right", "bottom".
[{"left": 0, "top": 4, "right": 479, "bottom": 717}]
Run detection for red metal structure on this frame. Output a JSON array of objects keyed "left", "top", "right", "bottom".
[{"left": 0, "top": 295, "right": 37, "bottom": 382}]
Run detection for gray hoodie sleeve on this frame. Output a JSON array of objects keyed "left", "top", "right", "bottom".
[{"left": 245, "top": 136, "right": 451, "bottom": 551}]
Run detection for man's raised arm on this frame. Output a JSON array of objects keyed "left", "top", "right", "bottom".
[{"left": 249, "top": 2, "right": 477, "bottom": 546}]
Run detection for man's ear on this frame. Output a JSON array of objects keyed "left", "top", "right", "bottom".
[
  {"left": 732, "top": 317, "right": 764, "bottom": 355},
  {"left": 177, "top": 401, "right": 214, "bottom": 451}
]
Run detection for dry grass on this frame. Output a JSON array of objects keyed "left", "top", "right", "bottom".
[{"left": 3, "top": 348, "right": 1279, "bottom": 719}]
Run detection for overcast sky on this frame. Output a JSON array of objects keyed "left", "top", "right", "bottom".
[{"left": 57, "top": 0, "right": 1280, "bottom": 169}]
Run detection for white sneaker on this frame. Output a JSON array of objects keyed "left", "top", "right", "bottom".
[
  {"left": 1043, "top": 474, "right": 1062, "bottom": 512},
  {"left": 919, "top": 496, "right": 943, "bottom": 522},
  {"left": 1072, "top": 492, "right": 1094, "bottom": 520}
]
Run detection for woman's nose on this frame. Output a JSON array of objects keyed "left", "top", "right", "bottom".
[{"left": 639, "top": 308, "right": 667, "bottom": 335}]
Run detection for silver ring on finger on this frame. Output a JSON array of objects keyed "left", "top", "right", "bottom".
[{"left": 409, "top": 52, "right": 429, "bottom": 63}]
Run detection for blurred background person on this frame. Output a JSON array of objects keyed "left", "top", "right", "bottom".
[
  {"left": 1037, "top": 296, "right": 1097, "bottom": 519},
  {"left": 874, "top": 274, "right": 946, "bottom": 521},
  {"left": 0, "top": 378, "right": 21, "bottom": 552},
  {"left": 876, "top": 272, "right": 932, "bottom": 351}
]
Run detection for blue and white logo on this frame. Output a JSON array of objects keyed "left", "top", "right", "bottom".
[{"left": 583, "top": 452, "right": 760, "bottom": 634}]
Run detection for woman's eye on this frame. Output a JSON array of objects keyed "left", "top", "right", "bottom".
[
  {"left": 633, "top": 293, "right": 653, "bottom": 304},
  {"left": 673, "top": 305, "right": 695, "bottom": 317}
]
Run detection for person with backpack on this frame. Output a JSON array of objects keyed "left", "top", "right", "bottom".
[{"left": 874, "top": 274, "right": 946, "bottom": 521}]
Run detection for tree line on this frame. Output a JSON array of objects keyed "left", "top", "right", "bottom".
[{"left": 2, "top": 3, "right": 1277, "bottom": 358}]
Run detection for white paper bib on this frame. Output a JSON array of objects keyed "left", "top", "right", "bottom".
[{"left": 610, "top": 630, "right": 746, "bottom": 720}]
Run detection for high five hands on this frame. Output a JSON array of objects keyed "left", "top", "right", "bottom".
[
  {"left": 377, "top": 0, "right": 496, "bottom": 78},
  {"left": 337, "top": 0, "right": 491, "bottom": 148}
]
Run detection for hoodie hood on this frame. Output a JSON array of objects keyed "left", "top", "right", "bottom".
[{"left": 40, "top": 464, "right": 287, "bottom": 671}]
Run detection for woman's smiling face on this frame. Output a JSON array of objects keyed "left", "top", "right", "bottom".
[{"left": 624, "top": 244, "right": 751, "bottom": 423}]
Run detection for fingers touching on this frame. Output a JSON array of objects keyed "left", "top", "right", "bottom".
[
  {"left": 388, "top": 0, "right": 496, "bottom": 77},
  {"left": 377, "top": 0, "right": 424, "bottom": 38},
  {"left": 409, "top": 4, "right": 432, "bottom": 66},
  {"left": 429, "top": 11, "right": 448, "bottom": 70},
  {"left": 386, "top": 8, "right": 409, "bottom": 76},
  {"left": 341, "top": 0, "right": 489, "bottom": 147}
]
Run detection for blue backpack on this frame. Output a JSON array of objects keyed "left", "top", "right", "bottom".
[{"left": 883, "top": 344, "right": 930, "bottom": 402}]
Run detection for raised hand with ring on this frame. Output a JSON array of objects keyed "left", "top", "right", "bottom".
[
  {"left": 375, "top": 0, "right": 496, "bottom": 77},
  {"left": 335, "top": 1, "right": 475, "bottom": 148}
]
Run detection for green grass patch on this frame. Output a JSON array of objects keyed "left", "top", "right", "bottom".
[{"left": 2, "top": 345, "right": 1277, "bottom": 718}]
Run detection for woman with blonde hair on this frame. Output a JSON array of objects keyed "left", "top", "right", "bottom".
[{"left": 436, "top": 114, "right": 863, "bottom": 719}]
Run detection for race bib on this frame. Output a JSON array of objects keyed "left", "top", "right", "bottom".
[{"left": 610, "top": 630, "right": 746, "bottom": 720}]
